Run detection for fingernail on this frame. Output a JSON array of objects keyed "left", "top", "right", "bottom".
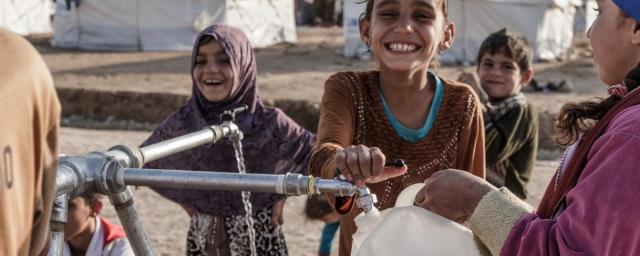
[{"left": 393, "top": 159, "right": 405, "bottom": 167}]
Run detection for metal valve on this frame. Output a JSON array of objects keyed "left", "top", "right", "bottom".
[{"left": 220, "top": 105, "right": 248, "bottom": 122}]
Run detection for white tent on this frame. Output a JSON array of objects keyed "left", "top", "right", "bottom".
[
  {"left": 583, "top": 0, "right": 597, "bottom": 32},
  {"left": 343, "top": 0, "right": 583, "bottom": 63},
  {"left": 52, "top": 0, "right": 296, "bottom": 51},
  {"left": 0, "top": 0, "right": 52, "bottom": 36},
  {"left": 444, "top": 0, "right": 581, "bottom": 63}
]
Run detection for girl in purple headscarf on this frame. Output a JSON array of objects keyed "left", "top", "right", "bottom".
[{"left": 140, "top": 24, "right": 316, "bottom": 256}]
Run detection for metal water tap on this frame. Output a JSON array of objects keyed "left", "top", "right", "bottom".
[
  {"left": 49, "top": 107, "right": 399, "bottom": 256},
  {"left": 304, "top": 174, "right": 378, "bottom": 215},
  {"left": 220, "top": 105, "right": 247, "bottom": 140},
  {"left": 355, "top": 186, "right": 378, "bottom": 214},
  {"left": 221, "top": 105, "right": 248, "bottom": 123},
  {"left": 324, "top": 159, "right": 405, "bottom": 214}
]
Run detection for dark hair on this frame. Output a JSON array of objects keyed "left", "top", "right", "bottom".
[
  {"left": 79, "top": 193, "right": 103, "bottom": 205},
  {"left": 555, "top": 66, "right": 640, "bottom": 145},
  {"left": 197, "top": 35, "right": 215, "bottom": 47},
  {"left": 361, "top": 0, "right": 449, "bottom": 21},
  {"left": 476, "top": 28, "right": 532, "bottom": 71}
]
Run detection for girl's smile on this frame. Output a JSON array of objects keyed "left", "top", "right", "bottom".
[
  {"left": 193, "top": 39, "right": 235, "bottom": 103},
  {"left": 384, "top": 41, "right": 422, "bottom": 54},
  {"left": 360, "top": 0, "right": 453, "bottom": 72},
  {"left": 478, "top": 52, "right": 531, "bottom": 100}
]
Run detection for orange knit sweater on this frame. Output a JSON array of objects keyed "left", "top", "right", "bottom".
[{"left": 309, "top": 71, "right": 486, "bottom": 256}]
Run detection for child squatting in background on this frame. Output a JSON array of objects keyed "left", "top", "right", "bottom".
[{"left": 457, "top": 28, "right": 539, "bottom": 199}]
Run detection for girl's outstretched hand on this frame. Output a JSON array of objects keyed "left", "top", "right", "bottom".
[
  {"left": 414, "top": 169, "right": 496, "bottom": 223},
  {"left": 335, "top": 145, "right": 407, "bottom": 187},
  {"left": 270, "top": 197, "right": 286, "bottom": 227}
]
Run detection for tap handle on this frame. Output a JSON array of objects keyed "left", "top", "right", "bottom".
[
  {"left": 355, "top": 187, "right": 378, "bottom": 213},
  {"left": 221, "top": 105, "right": 249, "bottom": 122}
]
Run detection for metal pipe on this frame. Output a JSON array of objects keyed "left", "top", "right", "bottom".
[
  {"left": 123, "top": 168, "right": 298, "bottom": 194},
  {"left": 138, "top": 125, "right": 233, "bottom": 165},
  {"left": 49, "top": 231, "right": 65, "bottom": 256},
  {"left": 109, "top": 188, "right": 155, "bottom": 256},
  {"left": 55, "top": 153, "right": 112, "bottom": 197},
  {"left": 121, "top": 168, "right": 359, "bottom": 197},
  {"left": 120, "top": 168, "right": 381, "bottom": 214},
  {"left": 48, "top": 194, "right": 69, "bottom": 256},
  {"left": 54, "top": 163, "right": 80, "bottom": 196},
  {"left": 314, "top": 177, "right": 360, "bottom": 197},
  {"left": 105, "top": 145, "right": 143, "bottom": 169}
]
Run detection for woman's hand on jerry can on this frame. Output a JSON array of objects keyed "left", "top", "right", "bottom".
[
  {"left": 414, "top": 169, "right": 496, "bottom": 223},
  {"left": 335, "top": 145, "right": 407, "bottom": 187}
]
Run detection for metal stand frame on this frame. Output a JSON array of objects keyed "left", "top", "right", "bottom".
[{"left": 49, "top": 107, "right": 377, "bottom": 256}]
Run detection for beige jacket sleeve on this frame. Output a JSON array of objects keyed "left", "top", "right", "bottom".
[
  {"left": 469, "top": 188, "right": 533, "bottom": 255},
  {"left": 0, "top": 28, "right": 61, "bottom": 256},
  {"left": 30, "top": 85, "right": 60, "bottom": 256}
]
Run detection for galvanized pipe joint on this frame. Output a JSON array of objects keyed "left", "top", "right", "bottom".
[
  {"left": 49, "top": 114, "right": 381, "bottom": 256},
  {"left": 50, "top": 124, "right": 240, "bottom": 256}
]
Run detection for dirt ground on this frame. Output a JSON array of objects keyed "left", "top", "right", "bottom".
[
  {"left": 38, "top": 27, "right": 602, "bottom": 114},
  {"left": 41, "top": 27, "right": 599, "bottom": 255}
]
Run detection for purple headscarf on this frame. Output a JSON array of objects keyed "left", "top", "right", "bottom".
[{"left": 141, "top": 25, "right": 316, "bottom": 216}]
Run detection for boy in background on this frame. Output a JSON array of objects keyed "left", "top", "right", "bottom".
[
  {"left": 457, "top": 28, "right": 539, "bottom": 199},
  {"left": 63, "top": 194, "right": 133, "bottom": 256}
]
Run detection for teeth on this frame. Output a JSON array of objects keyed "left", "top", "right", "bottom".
[
  {"left": 204, "top": 79, "right": 222, "bottom": 84},
  {"left": 389, "top": 43, "right": 417, "bottom": 53}
]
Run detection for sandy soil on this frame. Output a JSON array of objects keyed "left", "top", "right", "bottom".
[
  {"left": 39, "top": 27, "right": 602, "bottom": 115},
  {"left": 43, "top": 27, "right": 595, "bottom": 254}
]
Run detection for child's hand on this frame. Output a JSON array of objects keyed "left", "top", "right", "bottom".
[
  {"left": 335, "top": 145, "right": 407, "bottom": 187},
  {"left": 457, "top": 72, "right": 479, "bottom": 89},
  {"left": 270, "top": 197, "right": 286, "bottom": 227},
  {"left": 457, "top": 72, "right": 489, "bottom": 104}
]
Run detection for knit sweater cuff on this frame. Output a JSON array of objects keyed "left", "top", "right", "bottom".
[
  {"left": 468, "top": 187, "right": 533, "bottom": 255},
  {"left": 309, "top": 144, "right": 356, "bottom": 213}
]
